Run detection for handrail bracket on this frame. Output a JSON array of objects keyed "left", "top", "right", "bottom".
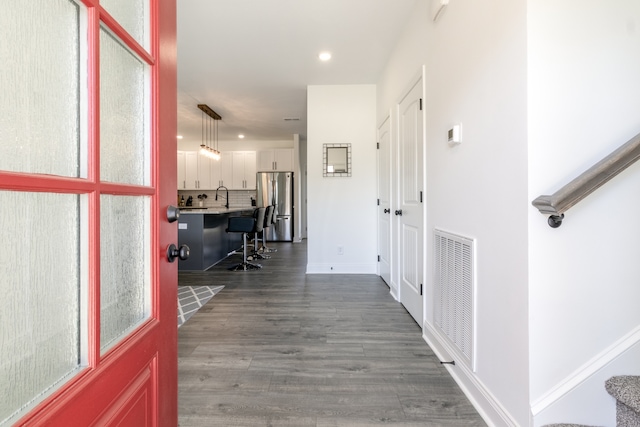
[{"left": 532, "top": 132, "right": 640, "bottom": 228}]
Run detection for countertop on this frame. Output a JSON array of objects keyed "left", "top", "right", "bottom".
[{"left": 178, "top": 207, "right": 254, "bottom": 215}]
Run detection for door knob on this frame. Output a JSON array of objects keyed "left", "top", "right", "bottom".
[
  {"left": 167, "top": 205, "right": 180, "bottom": 223},
  {"left": 383, "top": 208, "right": 390, "bottom": 214},
  {"left": 167, "top": 244, "right": 190, "bottom": 262},
  {"left": 395, "top": 210, "right": 403, "bottom": 216}
]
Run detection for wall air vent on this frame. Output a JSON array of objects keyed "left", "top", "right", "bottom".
[{"left": 434, "top": 228, "right": 476, "bottom": 371}]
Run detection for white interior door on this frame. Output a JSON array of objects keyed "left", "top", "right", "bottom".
[
  {"left": 397, "top": 79, "right": 424, "bottom": 324},
  {"left": 377, "top": 116, "right": 392, "bottom": 287}
]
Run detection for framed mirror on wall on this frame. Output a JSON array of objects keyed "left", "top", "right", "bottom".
[{"left": 323, "top": 143, "right": 351, "bottom": 177}]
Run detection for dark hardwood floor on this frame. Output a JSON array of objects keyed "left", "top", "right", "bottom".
[{"left": 178, "top": 240, "right": 486, "bottom": 426}]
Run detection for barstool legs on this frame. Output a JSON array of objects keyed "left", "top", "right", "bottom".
[
  {"left": 258, "top": 229, "right": 277, "bottom": 253},
  {"left": 248, "top": 231, "right": 270, "bottom": 260},
  {"left": 228, "top": 233, "right": 262, "bottom": 271}
]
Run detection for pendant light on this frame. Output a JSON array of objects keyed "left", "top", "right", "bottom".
[
  {"left": 199, "top": 109, "right": 208, "bottom": 156},
  {"left": 213, "top": 116, "right": 220, "bottom": 160},
  {"left": 197, "top": 104, "right": 222, "bottom": 160}
]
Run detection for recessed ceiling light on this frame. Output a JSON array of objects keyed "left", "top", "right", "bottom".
[
  {"left": 176, "top": 135, "right": 183, "bottom": 139},
  {"left": 238, "top": 134, "right": 245, "bottom": 139},
  {"left": 319, "top": 52, "right": 332, "bottom": 61}
]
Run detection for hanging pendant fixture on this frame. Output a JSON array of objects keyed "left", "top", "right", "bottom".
[{"left": 197, "top": 104, "right": 221, "bottom": 160}]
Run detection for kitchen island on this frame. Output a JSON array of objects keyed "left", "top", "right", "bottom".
[{"left": 178, "top": 208, "right": 254, "bottom": 271}]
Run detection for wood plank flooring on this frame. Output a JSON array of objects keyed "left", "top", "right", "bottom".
[{"left": 178, "top": 240, "right": 487, "bottom": 426}]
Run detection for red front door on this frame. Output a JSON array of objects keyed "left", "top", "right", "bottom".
[{"left": 0, "top": 1, "right": 178, "bottom": 425}]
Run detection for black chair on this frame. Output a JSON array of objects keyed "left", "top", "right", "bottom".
[
  {"left": 225, "top": 207, "right": 265, "bottom": 271},
  {"left": 252, "top": 205, "right": 274, "bottom": 259},
  {"left": 263, "top": 204, "right": 278, "bottom": 253}
]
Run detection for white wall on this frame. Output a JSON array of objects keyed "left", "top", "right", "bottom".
[
  {"left": 528, "top": 1, "right": 640, "bottom": 425},
  {"left": 293, "top": 133, "right": 307, "bottom": 242},
  {"left": 306, "top": 85, "right": 377, "bottom": 273},
  {"left": 378, "top": 0, "right": 530, "bottom": 425},
  {"left": 298, "top": 135, "right": 308, "bottom": 240}
]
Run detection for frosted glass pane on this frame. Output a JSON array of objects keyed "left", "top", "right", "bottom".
[
  {"left": 0, "top": 0, "right": 81, "bottom": 177},
  {"left": 0, "top": 191, "right": 82, "bottom": 425},
  {"left": 100, "top": 195, "right": 150, "bottom": 353},
  {"left": 100, "top": 28, "right": 149, "bottom": 185},
  {"left": 101, "top": 0, "right": 147, "bottom": 48}
]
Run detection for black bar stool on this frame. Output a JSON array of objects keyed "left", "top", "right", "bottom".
[
  {"left": 252, "top": 205, "right": 274, "bottom": 259},
  {"left": 259, "top": 205, "right": 277, "bottom": 253},
  {"left": 225, "top": 207, "right": 265, "bottom": 271}
]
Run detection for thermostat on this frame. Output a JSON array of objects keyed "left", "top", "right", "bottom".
[{"left": 448, "top": 124, "right": 461, "bottom": 145}]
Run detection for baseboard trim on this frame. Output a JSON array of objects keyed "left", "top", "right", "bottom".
[
  {"left": 389, "top": 283, "right": 399, "bottom": 301},
  {"left": 423, "top": 321, "right": 520, "bottom": 427},
  {"left": 531, "top": 324, "right": 640, "bottom": 416},
  {"left": 305, "top": 263, "right": 377, "bottom": 274}
]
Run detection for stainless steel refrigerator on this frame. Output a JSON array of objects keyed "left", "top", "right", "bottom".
[{"left": 256, "top": 172, "right": 293, "bottom": 241}]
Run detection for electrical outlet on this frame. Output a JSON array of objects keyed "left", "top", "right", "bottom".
[{"left": 337, "top": 246, "right": 344, "bottom": 255}]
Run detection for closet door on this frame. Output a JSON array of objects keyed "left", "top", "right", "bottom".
[
  {"left": 377, "top": 117, "right": 392, "bottom": 287},
  {"left": 396, "top": 78, "right": 424, "bottom": 325}
]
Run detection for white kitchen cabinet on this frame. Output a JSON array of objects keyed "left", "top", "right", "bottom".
[
  {"left": 256, "top": 151, "right": 272, "bottom": 171},
  {"left": 210, "top": 151, "right": 233, "bottom": 188},
  {"left": 244, "top": 152, "right": 257, "bottom": 189},
  {"left": 231, "top": 151, "right": 256, "bottom": 189},
  {"left": 177, "top": 151, "right": 186, "bottom": 189},
  {"left": 177, "top": 150, "right": 212, "bottom": 189},
  {"left": 178, "top": 150, "right": 256, "bottom": 190},
  {"left": 197, "top": 155, "right": 211, "bottom": 189},
  {"left": 257, "top": 148, "right": 294, "bottom": 171},
  {"left": 210, "top": 155, "right": 221, "bottom": 188},
  {"left": 184, "top": 151, "right": 199, "bottom": 189}
]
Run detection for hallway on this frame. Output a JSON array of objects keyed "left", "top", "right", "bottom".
[{"left": 177, "top": 241, "right": 486, "bottom": 426}]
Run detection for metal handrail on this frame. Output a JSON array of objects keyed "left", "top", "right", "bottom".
[{"left": 532, "top": 132, "right": 640, "bottom": 228}]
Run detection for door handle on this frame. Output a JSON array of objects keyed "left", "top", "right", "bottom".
[
  {"left": 383, "top": 208, "right": 390, "bottom": 214},
  {"left": 395, "top": 210, "right": 403, "bottom": 216},
  {"left": 167, "top": 205, "right": 180, "bottom": 223},
  {"left": 167, "top": 244, "right": 190, "bottom": 262}
]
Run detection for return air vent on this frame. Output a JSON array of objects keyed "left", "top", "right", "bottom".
[{"left": 434, "top": 229, "right": 475, "bottom": 370}]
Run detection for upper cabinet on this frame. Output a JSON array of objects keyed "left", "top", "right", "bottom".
[
  {"left": 231, "top": 151, "right": 256, "bottom": 190},
  {"left": 197, "top": 155, "right": 212, "bottom": 189},
  {"left": 257, "top": 148, "right": 294, "bottom": 171},
  {"left": 178, "top": 150, "right": 259, "bottom": 190},
  {"left": 211, "top": 151, "right": 233, "bottom": 189},
  {"left": 177, "top": 151, "right": 186, "bottom": 189},
  {"left": 178, "top": 151, "right": 211, "bottom": 189}
]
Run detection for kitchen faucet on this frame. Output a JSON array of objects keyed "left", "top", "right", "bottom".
[{"left": 215, "top": 186, "right": 229, "bottom": 209}]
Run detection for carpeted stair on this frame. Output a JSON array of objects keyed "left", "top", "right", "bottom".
[
  {"left": 543, "top": 375, "right": 640, "bottom": 427},
  {"left": 605, "top": 376, "right": 640, "bottom": 427}
]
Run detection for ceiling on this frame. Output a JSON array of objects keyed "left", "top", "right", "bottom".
[{"left": 176, "top": 0, "right": 419, "bottom": 146}]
